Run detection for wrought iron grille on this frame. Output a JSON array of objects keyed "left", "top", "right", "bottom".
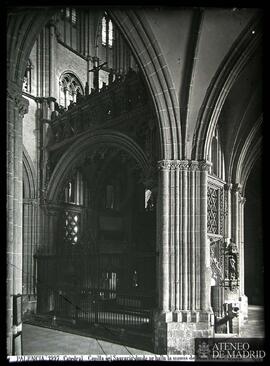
[
  {"left": 219, "top": 189, "right": 224, "bottom": 235},
  {"left": 207, "top": 186, "right": 219, "bottom": 234},
  {"left": 210, "top": 238, "right": 224, "bottom": 285},
  {"left": 64, "top": 210, "right": 80, "bottom": 245}
]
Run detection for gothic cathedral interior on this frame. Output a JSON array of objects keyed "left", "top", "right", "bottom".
[{"left": 7, "top": 6, "right": 263, "bottom": 355}]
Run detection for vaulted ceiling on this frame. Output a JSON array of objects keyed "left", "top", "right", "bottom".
[{"left": 7, "top": 6, "right": 263, "bottom": 178}]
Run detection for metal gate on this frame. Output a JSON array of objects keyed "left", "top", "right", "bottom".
[{"left": 36, "top": 252, "right": 156, "bottom": 335}]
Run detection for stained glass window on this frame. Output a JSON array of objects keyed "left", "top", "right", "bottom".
[
  {"left": 108, "top": 20, "right": 113, "bottom": 47},
  {"left": 63, "top": 7, "right": 77, "bottom": 25},
  {"left": 102, "top": 16, "right": 107, "bottom": 45},
  {"left": 101, "top": 15, "right": 113, "bottom": 47}
]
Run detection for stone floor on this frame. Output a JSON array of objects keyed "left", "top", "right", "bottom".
[
  {"left": 240, "top": 305, "right": 265, "bottom": 338},
  {"left": 22, "top": 306, "right": 265, "bottom": 355},
  {"left": 22, "top": 324, "right": 154, "bottom": 355}
]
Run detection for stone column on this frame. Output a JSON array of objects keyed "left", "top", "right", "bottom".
[
  {"left": 7, "top": 82, "right": 29, "bottom": 355},
  {"left": 36, "top": 97, "right": 56, "bottom": 198},
  {"left": 238, "top": 195, "right": 248, "bottom": 321},
  {"left": 154, "top": 160, "right": 214, "bottom": 355},
  {"left": 48, "top": 20, "right": 56, "bottom": 98},
  {"left": 199, "top": 161, "right": 212, "bottom": 313},
  {"left": 224, "top": 183, "right": 232, "bottom": 246},
  {"left": 158, "top": 160, "right": 170, "bottom": 313},
  {"left": 22, "top": 198, "right": 38, "bottom": 315},
  {"left": 226, "top": 183, "right": 243, "bottom": 333},
  {"left": 231, "top": 183, "right": 242, "bottom": 249}
]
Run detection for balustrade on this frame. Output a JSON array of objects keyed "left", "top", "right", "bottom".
[{"left": 48, "top": 70, "right": 149, "bottom": 146}]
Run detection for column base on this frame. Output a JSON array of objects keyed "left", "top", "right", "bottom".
[
  {"left": 239, "top": 294, "right": 248, "bottom": 326},
  {"left": 154, "top": 310, "right": 214, "bottom": 355}
]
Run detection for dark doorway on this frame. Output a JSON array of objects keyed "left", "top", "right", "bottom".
[{"left": 244, "top": 155, "right": 263, "bottom": 305}]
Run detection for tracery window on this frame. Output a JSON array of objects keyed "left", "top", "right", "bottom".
[
  {"left": 101, "top": 13, "right": 113, "bottom": 47},
  {"left": 59, "top": 73, "right": 83, "bottom": 109},
  {"left": 61, "top": 7, "right": 77, "bottom": 25}
]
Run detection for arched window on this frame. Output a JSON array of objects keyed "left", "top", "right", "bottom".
[
  {"left": 62, "top": 170, "right": 88, "bottom": 246},
  {"left": 23, "top": 59, "right": 32, "bottom": 94},
  {"left": 209, "top": 126, "right": 225, "bottom": 180},
  {"left": 95, "top": 12, "right": 139, "bottom": 78},
  {"left": 61, "top": 7, "right": 77, "bottom": 25},
  {"left": 102, "top": 16, "right": 107, "bottom": 45},
  {"left": 59, "top": 73, "right": 83, "bottom": 108},
  {"left": 63, "top": 170, "right": 87, "bottom": 205},
  {"left": 104, "top": 179, "right": 120, "bottom": 210},
  {"left": 105, "top": 184, "right": 115, "bottom": 209},
  {"left": 101, "top": 13, "right": 113, "bottom": 47},
  {"left": 108, "top": 20, "right": 113, "bottom": 47}
]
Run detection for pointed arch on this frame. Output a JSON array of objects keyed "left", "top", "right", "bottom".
[
  {"left": 192, "top": 14, "right": 262, "bottom": 161},
  {"left": 23, "top": 146, "right": 37, "bottom": 199},
  {"left": 46, "top": 130, "right": 150, "bottom": 203},
  {"left": 233, "top": 115, "right": 263, "bottom": 196},
  {"left": 8, "top": 7, "right": 182, "bottom": 160},
  {"left": 109, "top": 9, "right": 181, "bottom": 159}
]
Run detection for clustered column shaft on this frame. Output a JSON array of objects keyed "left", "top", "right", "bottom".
[
  {"left": 238, "top": 195, "right": 246, "bottom": 296},
  {"left": 7, "top": 83, "right": 29, "bottom": 355},
  {"left": 157, "top": 159, "right": 212, "bottom": 316}
]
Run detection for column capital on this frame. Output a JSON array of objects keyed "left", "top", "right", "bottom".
[
  {"left": 157, "top": 160, "right": 173, "bottom": 170},
  {"left": 198, "top": 160, "right": 212, "bottom": 172},
  {"left": 189, "top": 160, "right": 199, "bottom": 171},
  {"left": 178, "top": 160, "right": 189, "bottom": 170},
  {"left": 158, "top": 159, "right": 206, "bottom": 171},
  {"left": 239, "top": 195, "right": 246, "bottom": 204},
  {"left": 232, "top": 183, "right": 242, "bottom": 194}
]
